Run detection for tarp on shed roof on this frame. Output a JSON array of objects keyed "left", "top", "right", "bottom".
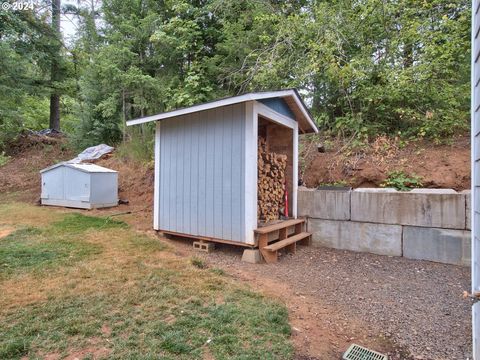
[
  {"left": 126, "top": 89, "right": 319, "bottom": 134},
  {"left": 69, "top": 144, "right": 114, "bottom": 163}
]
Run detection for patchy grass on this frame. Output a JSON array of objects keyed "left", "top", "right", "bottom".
[
  {"left": 191, "top": 256, "right": 207, "bottom": 269},
  {"left": 209, "top": 268, "right": 226, "bottom": 276},
  {"left": 0, "top": 203, "right": 293, "bottom": 359},
  {"left": 0, "top": 202, "right": 66, "bottom": 226},
  {"left": 51, "top": 213, "right": 128, "bottom": 234},
  {"left": 0, "top": 227, "right": 100, "bottom": 277}
]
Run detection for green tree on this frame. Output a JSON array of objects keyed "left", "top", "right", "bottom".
[{"left": 49, "top": 0, "right": 61, "bottom": 131}]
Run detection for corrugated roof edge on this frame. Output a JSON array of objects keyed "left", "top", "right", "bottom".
[
  {"left": 126, "top": 88, "right": 319, "bottom": 133},
  {"left": 40, "top": 162, "right": 118, "bottom": 174}
]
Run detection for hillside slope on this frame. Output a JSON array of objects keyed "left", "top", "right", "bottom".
[
  {"left": 301, "top": 134, "right": 470, "bottom": 190},
  {"left": 0, "top": 133, "right": 471, "bottom": 206}
]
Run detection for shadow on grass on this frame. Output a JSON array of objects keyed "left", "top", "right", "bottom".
[{"left": 0, "top": 210, "right": 293, "bottom": 360}]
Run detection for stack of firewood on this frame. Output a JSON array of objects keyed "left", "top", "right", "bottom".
[{"left": 258, "top": 137, "right": 287, "bottom": 222}]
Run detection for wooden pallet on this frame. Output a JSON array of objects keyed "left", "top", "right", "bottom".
[{"left": 254, "top": 219, "right": 311, "bottom": 263}]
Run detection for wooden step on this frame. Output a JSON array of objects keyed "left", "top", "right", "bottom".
[
  {"left": 260, "top": 232, "right": 312, "bottom": 264},
  {"left": 254, "top": 218, "right": 305, "bottom": 234},
  {"left": 263, "top": 232, "right": 311, "bottom": 252}
]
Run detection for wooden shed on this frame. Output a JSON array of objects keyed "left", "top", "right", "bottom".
[
  {"left": 127, "top": 89, "right": 318, "bottom": 262},
  {"left": 40, "top": 163, "right": 118, "bottom": 209}
]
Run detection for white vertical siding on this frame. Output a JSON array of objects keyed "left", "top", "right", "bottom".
[
  {"left": 89, "top": 172, "right": 118, "bottom": 205},
  {"left": 473, "top": 1, "right": 480, "bottom": 358},
  {"left": 244, "top": 102, "right": 257, "bottom": 245},
  {"left": 158, "top": 103, "right": 246, "bottom": 243},
  {"left": 153, "top": 122, "right": 161, "bottom": 230},
  {"left": 41, "top": 167, "right": 65, "bottom": 200},
  {"left": 292, "top": 121, "right": 299, "bottom": 218}
]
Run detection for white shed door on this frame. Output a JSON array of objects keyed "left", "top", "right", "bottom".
[{"left": 473, "top": 2, "right": 480, "bottom": 358}]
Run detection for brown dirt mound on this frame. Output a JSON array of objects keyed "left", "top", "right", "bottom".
[
  {"left": 5, "top": 131, "right": 65, "bottom": 156},
  {"left": 301, "top": 134, "right": 470, "bottom": 191},
  {"left": 94, "top": 156, "right": 154, "bottom": 223},
  {"left": 0, "top": 135, "right": 73, "bottom": 201}
]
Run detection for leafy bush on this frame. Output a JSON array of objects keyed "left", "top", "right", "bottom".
[{"left": 381, "top": 171, "right": 423, "bottom": 191}]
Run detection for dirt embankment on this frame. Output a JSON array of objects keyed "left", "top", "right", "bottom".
[
  {"left": 0, "top": 134, "right": 73, "bottom": 201},
  {"left": 301, "top": 134, "right": 470, "bottom": 191},
  {"left": 0, "top": 132, "right": 470, "bottom": 204}
]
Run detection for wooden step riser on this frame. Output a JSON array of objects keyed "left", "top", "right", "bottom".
[
  {"left": 263, "top": 232, "right": 311, "bottom": 251},
  {"left": 260, "top": 232, "right": 312, "bottom": 264}
]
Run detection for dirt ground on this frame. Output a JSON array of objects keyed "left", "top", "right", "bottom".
[
  {"left": 301, "top": 134, "right": 470, "bottom": 190},
  {"left": 88, "top": 207, "right": 470, "bottom": 360},
  {"left": 190, "top": 244, "right": 471, "bottom": 360},
  {"left": 0, "top": 136, "right": 73, "bottom": 202},
  {"left": 88, "top": 184, "right": 472, "bottom": 360}
]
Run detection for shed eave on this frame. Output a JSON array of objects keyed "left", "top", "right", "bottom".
[
  {"left": 40, "top": 161, "right": 68, "bottom": 173},
  {"left": 126, "top": 89, "right": 318, "bottom": 133},
  {"left": 40, "top": 162, "right": 118, "bottom": 174}
]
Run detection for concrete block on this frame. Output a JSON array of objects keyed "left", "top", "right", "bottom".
[
  {"left": 410, "top": 188, "right": 457, "bottom": 194},
  {"left": 462, "top": 190, "right": 471, "bottom": 230},
  {"left": 354, "top": 188, "right": 398, "bottom": 193},
  {"left": 403, "top": 226, "right": 471, "bottom": 266},
  {"left": 351, "top": 188, "right": 466, "bottom": 229},
  {"left": 242, "top": 249, "right": 262, "bottom": 264},
  {"left": 193, "top": 241, "right": 215, "bottom": 253},
  {"left": 298, "top": 188, "right": 350, "bottom": 220},
  {"left": 308, "top": 219, "right": 402, "bottom": 256}
]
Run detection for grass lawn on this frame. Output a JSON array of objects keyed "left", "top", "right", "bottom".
[{"left": 0, "top": 203, "right": 293, "bottom": 360}]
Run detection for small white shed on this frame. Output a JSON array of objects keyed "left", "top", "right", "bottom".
[{"left": 40, "top": 163, "right": 118, "bottom": 209}]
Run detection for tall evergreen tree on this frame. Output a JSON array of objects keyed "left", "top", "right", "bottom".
[{"left": 49, "top": 0, "right": 61, "bottom": 131}]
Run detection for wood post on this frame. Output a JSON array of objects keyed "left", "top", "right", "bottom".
[
  {"left": 295, "top": 222, "right": 303, "bottom": 235},
  {"left": 259, "top": 233, "right": 277, "bottom": 263}
]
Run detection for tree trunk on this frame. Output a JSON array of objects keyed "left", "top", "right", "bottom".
[{"left": 49, "top": 0, "right": 61, "bottom": 131}]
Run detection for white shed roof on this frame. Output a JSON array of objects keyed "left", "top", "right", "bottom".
[
  {"left": 126, "top": 89, "right": 319, "bottom": 133},
  {"left": 40, "top": 162, "right": 117, "bottom": 174}
]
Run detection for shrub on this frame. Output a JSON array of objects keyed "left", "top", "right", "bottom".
[{"left": 381, "top": 171, "right": 423, "bottom": 191}]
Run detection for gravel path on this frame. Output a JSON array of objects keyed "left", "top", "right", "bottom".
[{"left": 193, "top": 244, "right": 472, "bottom": 360}]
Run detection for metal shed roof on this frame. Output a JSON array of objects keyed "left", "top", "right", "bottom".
[
  {"left": 126, "top": 89, "right": 319, "bottom": 134},
  {"left": 40, "top": 162, "right": 117, "bottom": 174}
]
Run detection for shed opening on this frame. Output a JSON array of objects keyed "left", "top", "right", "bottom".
[{"left": 257, "top": 116, "right": 293, "bottom": 224}]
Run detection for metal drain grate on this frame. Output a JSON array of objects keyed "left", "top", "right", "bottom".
[{"left": 343, "top": 344, "right": 388, "bottom": 360}]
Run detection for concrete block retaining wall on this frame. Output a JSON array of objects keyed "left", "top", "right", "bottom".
[{"left": 298, "top": 187, "right": 471, "bottom": 266}]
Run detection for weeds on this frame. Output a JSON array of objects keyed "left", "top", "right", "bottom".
[
  {"left": 209, "top": 267, "right": 226, "bottom": 276},
  {"left": 191, "top": 257, "right": 207, "bottom": 269},
  {"left": 0, "top": 152, "right": 10, "bottom": 167},
  {"left": 317, "top": 180, "right": 349, "bottom": 188},
  {"left": 116, "top": 129, "right": 154, "bottom": 164},
  {"left": 381, "top": 171, "right": 423, "bottom": 191}
]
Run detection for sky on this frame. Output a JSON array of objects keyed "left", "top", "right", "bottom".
[
  {"left": 61, "top": 0, "right": 81, "bottom": 44},
  {"left": 29, "top": 0, "right": 96, "bottom": 45}
]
